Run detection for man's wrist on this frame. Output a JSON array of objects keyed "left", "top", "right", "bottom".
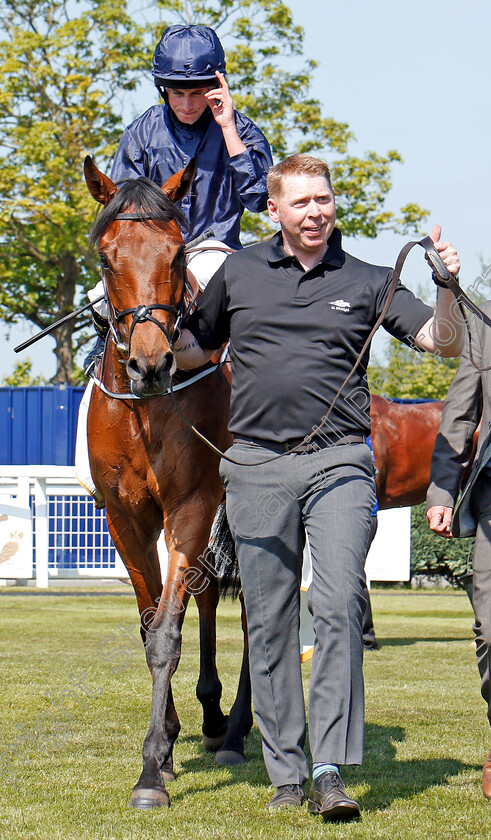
[{"left": 432, "top": 271, "right": 450, "bottom": 288}]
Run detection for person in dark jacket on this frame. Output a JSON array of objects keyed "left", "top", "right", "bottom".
[
  {"left": 85, "top": 24, "right": 272, "bottom": 370},
  {"left": 426, "top": 308, "right": 491, "bottom": 799},
  {"left": 112, "top": 24, "right": 272, "bottom": 251}
]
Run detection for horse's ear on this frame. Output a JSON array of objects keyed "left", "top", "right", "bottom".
[
  {"left": 84, "top": 156, "right": 118, "bottom": 206},
  {"left": 162, "top": 159, "right": 196, "bottom": 204}
]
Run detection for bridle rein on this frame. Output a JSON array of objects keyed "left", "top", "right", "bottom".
[{"left": 94, "top": 213, "right": 491, "bottom": 467}]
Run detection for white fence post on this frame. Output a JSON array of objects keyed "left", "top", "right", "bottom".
[
  {"left": 33, "top": 477, "right": 49, "bottom": 589},
  {"left": 0, "top": 466, "right": 130, "bottom": 586}
]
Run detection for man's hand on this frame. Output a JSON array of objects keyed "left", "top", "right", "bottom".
[
  {"left": 426, "top": 505, "right": 454, "bottom": 538},
  {"left": 205, "top": 71, "right": 235, "bottom": 129},
  {"left": 415, "top": 224, "right": 464, "bottom": 356},
  {"left": 205, "top": 71, "right": 247, "bottom": 158},
  {"left": 429, "top": 224, "right": 461, "bottom": 278}
]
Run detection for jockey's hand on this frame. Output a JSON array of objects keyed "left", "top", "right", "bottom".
[
  {"left": 205, "top": 71, "right": 235, "bottom": 129},
  {"left": 426, "top": 504, "right": 454, "bottom": 538},
  {"left": 428, "top": 224, "right": 461, "bottom": 278}
]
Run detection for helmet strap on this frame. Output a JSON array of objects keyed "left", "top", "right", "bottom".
[{"left": 156, "top": 85, "right": 169, "bottom": 105}]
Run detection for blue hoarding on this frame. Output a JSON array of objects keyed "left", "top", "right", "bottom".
[{"left": 0, "top": 386, "right": 84, "bottom": 465}]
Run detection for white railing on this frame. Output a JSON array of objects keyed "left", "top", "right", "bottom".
[
  {"left": 0, "top": 466, "right": 127, "bottom": 588},
  {"left": 0, "top": 467, "right": 410, "bottom": 590}
]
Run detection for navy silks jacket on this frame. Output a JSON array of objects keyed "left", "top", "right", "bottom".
[{"left": 110, "top": 105, "right": 272, "bottom": 249}]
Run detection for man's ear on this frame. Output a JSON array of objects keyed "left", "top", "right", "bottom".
[{"left": 267, "top": 197, "right": 280, "bottom": 225}]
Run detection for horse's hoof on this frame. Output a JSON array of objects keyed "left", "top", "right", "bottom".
[
  {"left": 203, "top": 731, "right": 227, "bottom": 752},
  {"left": 202, "top": 717, "right": 228, "bottom": 752},
  {"left": 215, "top": 749, "right": 246, "bottom": 766},
  {"left": 128, "top": 786, "right": 170, "bottom": 809}
]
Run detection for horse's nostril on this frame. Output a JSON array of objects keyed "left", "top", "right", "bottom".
[
  {"left": 126, "top": 353, "right": 174, "bottom": 390},
  {"left": 155, "top": 352, "right": 176, "bottom": 378},
  {"left": 127, "top": 357, "right": 146, "bottom": 381}
]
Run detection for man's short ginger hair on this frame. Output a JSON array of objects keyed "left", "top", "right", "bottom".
[{"left": 267, "top": 154, "right": 333, "bottom": 200}]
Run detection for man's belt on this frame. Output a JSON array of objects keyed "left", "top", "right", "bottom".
[{"left": 233, "top": 434, "right": 366, "bottom": 453}]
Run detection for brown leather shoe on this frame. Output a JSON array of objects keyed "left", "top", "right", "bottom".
[
  {"left": 308, "top": 772, "right": 360, "bottom": 822},
  {"left": 483, "top": 748, "right": 491, "bottom": 799}
]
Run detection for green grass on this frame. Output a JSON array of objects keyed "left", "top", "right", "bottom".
[{"left": 0, "top": 589, "right": 489, "bottom": 839}]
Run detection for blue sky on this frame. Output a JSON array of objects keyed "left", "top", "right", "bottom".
[{"left": 3, "top": 0, "right": 490, "bottom": 377}]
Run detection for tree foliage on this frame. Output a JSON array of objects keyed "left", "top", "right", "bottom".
[
  {"left": 0, "top": 0, "right": 148, "bottom": 382},
  {"left": 0, "top": 0, "right": 428, "bottom": 382},
  {"left": 368, "top": 337, "right": 460, "bottom": 400},
  {"left": 1, "top": 358, "right": 48, "bottom": 385},
  {"left": 157, "top": 0, "right": 428, "bottom": 239}
]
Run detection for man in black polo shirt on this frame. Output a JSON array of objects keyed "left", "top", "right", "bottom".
[{"left": 174, "top": 154, "right": 463, "bottom": 821}]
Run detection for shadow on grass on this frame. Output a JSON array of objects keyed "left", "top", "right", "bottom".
[
  {"left": 374, "top": 636, "right": 473, "bottom": 647},
  {"left": 345, "top": 723, "right": 479, "bottom": 812},
  {"left": 170, "top": 722, "right": 478, "bottom": 809},
  {"left": 170, "top": 729, "right": 271, "bottom": 801}
]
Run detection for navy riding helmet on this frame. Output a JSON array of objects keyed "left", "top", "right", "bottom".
[{"left": 152, "top": 24, "right": 226, "bottom": 91}]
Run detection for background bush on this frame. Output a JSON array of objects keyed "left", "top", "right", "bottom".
[{"left": 411, "top": 502, "right": 474, "bottom": 582}]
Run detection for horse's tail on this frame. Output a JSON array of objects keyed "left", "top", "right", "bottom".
[{"left": 209, "top": 500, "right": 240, "bottom": 599}]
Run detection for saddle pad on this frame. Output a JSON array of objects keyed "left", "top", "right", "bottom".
[{"left": 75, "top": 379, "right": 105, "bottom": 508}]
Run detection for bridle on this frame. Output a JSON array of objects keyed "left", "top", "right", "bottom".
[
  {"left": 93, "top": 213, "right": 203, "bottom": 398},
  {"left": 101, "top": 211, "right": 191, "bottom": 358},
  {"left": 104, "top": 288, "right": 185, "bottom": 358}
]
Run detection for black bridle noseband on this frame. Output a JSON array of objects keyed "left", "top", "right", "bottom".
[{"left": 107, "top": 297, "right": 183, "bottom": 357}]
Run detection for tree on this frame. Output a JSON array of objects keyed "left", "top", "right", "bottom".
[
  {"left": 157, "top": 0, "right": 428, "bottom": 239},
  {"left": 0, "top": 0, "right": 428, "bottom": 382},
  {"left": 0, "top": 0, "right": 149, "bottom": 383},
  {"left": 1, "top": 358, "right": 48, "bottom": 385}
]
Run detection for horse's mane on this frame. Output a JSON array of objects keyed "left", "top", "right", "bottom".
[{"left": 90, "top": 177, "right": 187, "bottom": 246}]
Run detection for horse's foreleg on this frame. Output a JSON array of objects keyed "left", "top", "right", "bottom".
[
  {"left": 104, "top": 504, "right": 182, "bottom": 809},
  {"left": 195, "top": 578, "right": 229, "bottom": 751},
  {"left": 216, "top": 592, "right": 253, "bottom": 765},
  {"left": 129, "top": 578, "right": 189, "bottom": 809}
]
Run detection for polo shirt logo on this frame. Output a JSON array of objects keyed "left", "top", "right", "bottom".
[{"left": 329, "top": 299, "right": 351, "bottom": 312}]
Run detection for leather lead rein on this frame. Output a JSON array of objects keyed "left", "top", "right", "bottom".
[{"left": 170, "top": 235, "right": 468, "bottom": 466}]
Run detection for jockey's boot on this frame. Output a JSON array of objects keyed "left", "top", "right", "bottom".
[{"left": 83, "top": 311, "right": 109, "bottom": 375}]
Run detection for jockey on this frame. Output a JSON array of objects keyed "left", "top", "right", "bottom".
[{"left": 85, "top": 23, "right": 272, "bottom": 371}]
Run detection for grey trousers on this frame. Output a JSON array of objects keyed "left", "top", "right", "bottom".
[
  {"left": 470, "top": 476, "right": 491, "bottom": 728},
  {"left": 220, "top": 441, "right": 376, "bottom": 786}
]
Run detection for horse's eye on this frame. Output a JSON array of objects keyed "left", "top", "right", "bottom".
[
  {"left": 173, "top": 247, "right": 186, "bottom": 266},
  {"left": 99, "top": 253, "right": 110, "bottom": 271}
]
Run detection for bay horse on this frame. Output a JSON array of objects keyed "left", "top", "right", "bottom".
[
  {"left": 370, "top": 395, "right": 478, "bottom": 507},
  {"left": 84, "top": 157, "right": 251, "bottom": 809},
  {"left": 370, "top": 396, "right": 444, "bottom": 508}
]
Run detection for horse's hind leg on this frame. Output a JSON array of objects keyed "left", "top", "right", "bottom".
[
  {"left": 195, "top": 577, "right": 229, "bottom": 751},
  {"left": 216, "top": 592, "right": 253, "bottom": 765}
]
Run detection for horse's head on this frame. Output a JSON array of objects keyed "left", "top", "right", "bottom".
[{"left": 84, "top": 155, "right": 196, "bottom": 398}]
